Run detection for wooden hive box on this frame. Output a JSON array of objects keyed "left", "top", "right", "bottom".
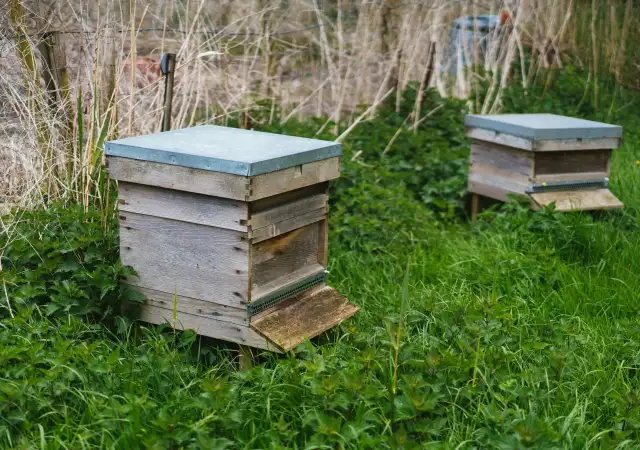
[
  {"left": 465, "top": 113, "right": 624, "bottom": 215},
  {"left": 105, "top": 126, "right": 359, "bottom": 352}
]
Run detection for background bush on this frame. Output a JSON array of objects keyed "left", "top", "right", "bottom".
[{"left": 2, "top": 66, "right": 640, "bottom": 448}]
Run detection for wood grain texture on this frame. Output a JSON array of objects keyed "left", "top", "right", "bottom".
[
  {"left": 466, "top": 128, "right": 533, "bottom": 151},
  {"left": 249, "top": 193, "right": 327, "bottom": 229},
  {"left": 251, "top": 264, "right": 325, "bottom": 304},
  {"left": 529, "top": 188, "right": 623, "bottom": 211},
  {"left": 317, "top": 217, "right": 328, "bottom": 266},
  {"left": 470, "top": 140, "right": 534, "bottom": 177},
  {"left": 249, "top": 208, "right": 326, "bottom": 243},
  {"left": 249, "top": 183, "right": 327, "bottom": 214},
  {"left": 140, "top": 305, "right": 275, "bottom": 351},
  {"left": 250, "top": 286, "right": 359, "bottom": 351},
  {"left": 534, "top": 150, "right": 611, "bottom": 176},
  {"left": 535, "top": 137, "right": 620, "bottom": 151},
  {"left": 136, "top": 286, "right": 248, "bottom": 326},
  {"left": 470, "top": 193, "right": 479, "bottom": 222},
  {"left": 467, "top": 166, "right": 530, "bottom": 202},
  {"left": 118, "top": 182, "right": 248, "bottom": 231},
  {"left": 249, "top": 157, "right": 340, "bottom": 201},
  {"left": 466, "top": 128, "right": 620, "bottom": 152},
  {"left": 251, "top": 222, "right": 320, "bottom": 288},
  {"left": 119, "top": 212, "right": 249, "bottom": 307},
  {"left": 108, "top": 157, "right": 250, "bottom": 200}
]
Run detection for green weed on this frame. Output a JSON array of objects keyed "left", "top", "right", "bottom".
[
  {"left": 1, "top": 67, "right": 640, "bottom": 448},
  {"left": 0, "top": 203, "right": 142, "bottom": 322}
]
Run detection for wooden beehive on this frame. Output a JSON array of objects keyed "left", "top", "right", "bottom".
[
  {"left": 105, "top": 126, "right": 359, "bottom": 352},
  {"left": 465, "top": 113, "right": 624, "bottom": 215}
]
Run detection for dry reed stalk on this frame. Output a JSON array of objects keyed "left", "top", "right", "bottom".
[
  {"left": 128, "top": 0, "right": 137, "bottom": 135},
  {"left": 613, "top": 0, "right": 631, "bottom": 84},
  {"left": 2, "top": 0, "right": 637, "bottom": 209},
  {"left": 336, "top": 87, "right": 393, "bottom": 142},
  {"left": 412, "top": 40, "right": 436, "bottom": 133}
]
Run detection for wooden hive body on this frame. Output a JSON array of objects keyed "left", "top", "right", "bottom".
[
  {"left": 465, "top": 114, "right": 624, "bottom": 212},
  {"left": 106, "top": 126, "right": 359, "bottom": 352}
]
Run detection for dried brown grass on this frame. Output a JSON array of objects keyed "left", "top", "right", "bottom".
[{"left": 0, "top": 0, "right": 635, "bottom": 208}]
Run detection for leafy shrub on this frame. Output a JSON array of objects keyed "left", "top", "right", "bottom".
[
  {"left": 3, "top": 65, "right": 640, "bottom": 449},
  {"left": 341, "top": 87, "right": 470, "bottom": 218},
  {"left": 329, "top": 164, "right": 436, "bottom": 253},
  {"left": 0, "top": 202, "right": 142, "bottom": 321},
  {"left": 258, "top": 87, "right": 471, "bottom": 219}
]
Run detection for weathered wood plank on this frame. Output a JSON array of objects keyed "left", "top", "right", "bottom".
[
  {"left": 140, "top": 305, "right": 275, "bottom": 351},
  {"left": 108, "top": 157, "right": 250, "bottom": 200},
  {"left": 249, "top": 193, "right": 327, "bottom": 230},
  {"left": 250, "top": 286, "right": 359, "bottom": 351},
  {"left": 249, "top": 183, "right": 328, "bottom": 214},
  {"left": 529, "top": 188, "right": 623, "bottom": 211},
  {"left": 136, "top": 286, "right": 248, "bottom": 326},
  {"left": 467, "top": 165, "right": 530, "bottom": 202},
  {"left": 534, "top": 150, "right": 611, "bottom": 176},
  {"left": 121, "top": 242, "right": 249, "bottom": 307},
  {"left": 120, "top": 211, "right": 249, "bottom": 249},
  {"left": 118, "top": 182, "right": 248, "bottom": 231},
  {"left": 466, "top": 128, "right": 533, "bottom": 151},
  {"left": 249, "top": 208, "right": 325, "bottom": 243},
  {"left": 535, "top": 137, "right": 620, "bottom": 152},
  {"left": 251, "top": 223, "right": 320, "bottom": 288},
  {"left": 467, "top": 128, "right": 621, "bottom": 152},
  {"left": 119, "top": 212, "right": 249, "bottom": 307},
  {"left": 470, "top": 140, "right": 534, "bottom": 178},
  {"left": 317, "top": 217, "right": 328, "bottom": 266},
  {"left": 249, "top": 157, "right": 340, "bottom": 201},
  {"left": 470, "top": 193, "right": 480, "bottom": 222}
]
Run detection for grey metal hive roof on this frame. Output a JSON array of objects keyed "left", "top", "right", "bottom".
[
  {"left": 465, "top": 114, "right": 622, "bottom": 140},
  {"left": 104, "top": 125, "right": 341, "bottom": 176}
]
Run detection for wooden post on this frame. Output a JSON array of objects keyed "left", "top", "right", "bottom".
[
  {"left": 238, "top": 345, "right": 254, "bottom": 371},
  {"left": 50, "top": 33, "right": 70, "bottom": 110},
  {"left": 36, "top": 1, "right": 69, "bottom": 111},
  {"left": 99, "top": 24, "right": 117, "bottom": 126},
  {"left": 471, "top": 193, "right": 480, "bottom": 222},
  {"left": 37, "top": 32, "right": 57, "bottom": 108},
  {"left": 40, "top": 29, "right": 73, "bottom": 188},
  {"left": 160, "top": 53, "right": 176, "bottom": 132},
  {"left": 36, "top": 0, "right": 71, "bottom": 120},
  {"left": 243, "top": 111, "right": 252, "bottom": 130},
  {"left": 13, "top": 0, "right": 53, "bottom": 196}
]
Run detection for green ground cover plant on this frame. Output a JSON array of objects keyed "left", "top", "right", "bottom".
[{"left": 1, "top": 68, "right": 640, "bottom": 448}]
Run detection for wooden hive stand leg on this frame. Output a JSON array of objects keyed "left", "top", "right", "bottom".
[
  {"left": 238, "top": 345, "right": 254, "bottom": 371},
  {"left": 471, "top": 193, "right": 480, "bottom": 222}
]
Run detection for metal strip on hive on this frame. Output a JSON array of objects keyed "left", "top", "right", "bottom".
[
  {"left": 527, "top": 178, "right": 608, "bottom": 193},
  {"left": 248, "top": 270, "right": 326, "bottom": 317}
]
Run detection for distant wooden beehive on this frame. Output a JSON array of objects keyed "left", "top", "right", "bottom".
[
  {"left": 105, "top": 126, "right": 358, "bottom": 352},
  {"left": 465, "top": 114, "right": 623, "bottom": 217}
]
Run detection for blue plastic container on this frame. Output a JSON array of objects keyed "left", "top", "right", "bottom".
[{"left": 448, "top": 15, "right": 500, "bottom": 75}]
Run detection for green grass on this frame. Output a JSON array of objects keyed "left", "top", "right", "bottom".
[{"left": 2, "top": 69, "right": 640, "bottom": 448}]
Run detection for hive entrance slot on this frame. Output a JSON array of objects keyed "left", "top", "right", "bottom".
[
  {"left": 527, "top": 178, "right": 608, "bottom": 193},
  {"left": 248, "top": 270, "right": 326, "bottom": 316}
]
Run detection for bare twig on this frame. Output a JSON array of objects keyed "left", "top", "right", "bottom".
[{"left": 336, "top": 88, "right": 393, "bottom": 143}]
